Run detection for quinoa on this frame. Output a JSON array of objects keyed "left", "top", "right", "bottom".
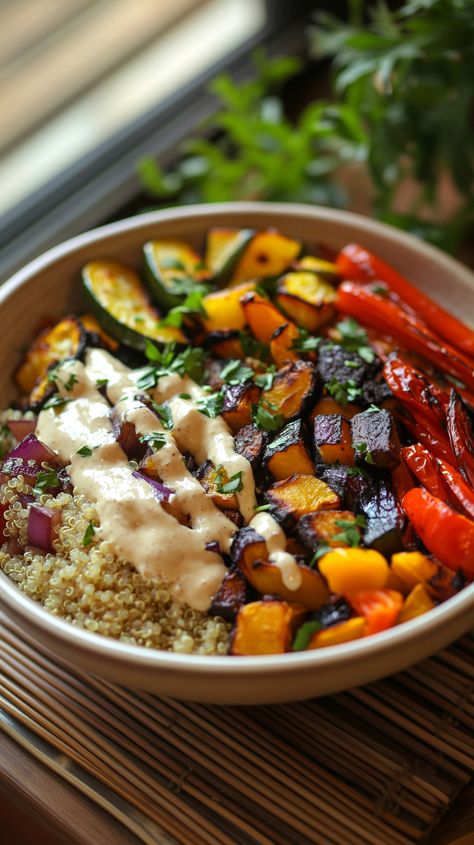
[{"left": 0, "top": 473, "right": 231, "bottom": 655}]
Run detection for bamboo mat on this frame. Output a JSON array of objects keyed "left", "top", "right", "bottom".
[{"left": 1, "top": 613, "right": 473, "bottom": 845}]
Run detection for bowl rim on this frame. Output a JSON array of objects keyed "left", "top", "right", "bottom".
[{"left": 1, "top": 200, "right": 473, "bottom": 675}]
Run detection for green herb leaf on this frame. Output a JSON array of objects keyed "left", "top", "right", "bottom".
[
  {"left": 33, "top": 469, "right": 60, "bottom": 496},
  {"left": 252, "top": 402, "right": 285, "bottom": 432},
  {"left": 336, "top": 318, "right": 375, "bottom": 364},
  {"left": 354, "top": 441, "right": 376, "bottom": 465},
  {"left": 138, "top": 431, "right": 167, "bottom": 450},
  {"left": 326, "top": 378, "right": 362, "bottom": 405},
  {"left": 216, "top": 470, "right": 243, "bottom": 494},
  {"left": 292, "top": 620, "right": 321, "bottom": 651},
  {"left": 82, "top": 521, "right": 96, "bottom": 547},
  {"left": 291, "top": 331, "right": 321, "bottom": 354},
  {"left": 219, "top": 359, "right": 254, "bottom": 385},
  {"left": 254, "top": 503, "right": 272, "bottom": 512},
  {"left": 42, "top": 395, "right": 73, "bottom": 411},
  {"left": 144, "top": 338, "right": 161, "bottom": 362},
  {"left": 178, "top": 393, "right": 192, "bottom": 399},
  {"left": 254, "top": 365, "right": 276, "bottom": 391},
  {"left": 76, "top": 446, "right": 93, "bottom": 457},
  {"left": 137, "top": 343, "right": 206, "bottom": 390},
  {"left": 196, "top": 392, "right": 224, "bottom": 419},
  {"left": 152, "top": 403, "right": 173, "bottom": 430},
  {"left": 95, "top": 378, "right": 109, "bottom": 389},
  {"left": 333, "top": 515, "right": 366, "bottom": 547},
  {"left": 239, "top": 332, "right": 269, "bottom": 361}
]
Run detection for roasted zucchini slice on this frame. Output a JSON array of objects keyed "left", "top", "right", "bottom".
[
  {"left": 263, "top": 419, "right": 314, "bottom": 481},
  {"left": 231, "top": 230, "right": 301, "bottom": 284},
  {"left": 295, "top": 255, "right": 340, "bottom": 283},
  {"left": 82, "top": 261, "right": 185, "bottom": 351},
  {"left": 15, "top": 316, "right": 85, "bottom": 402},
  {"left": 265, "top": 474, "right": 340, "bottom": 529},
  {"left": 275, "top": 271, "right": 336, "bottom": 332},
  {"left": 351, "top": 409, "right": 400, "bottom": 470},
  {"left": 79, "top": 313, "right": 119, "bottom": 351},
  {"left": 313, "top": 414, "right": 355, "bottom": 466},
  {"left": 230, "top": 600, "right": 306, "bottom": 655},
  {"left": 205, "top": 228, "right": 255, "bottom": 286},
  {"left": 202, "top": 281, "right": 255, "bottom": 331},
  {"left": 143, "top": 239, "right": 207, "bottom": 311},
  {"left": 262, "top": 360, "right": 320, "bottom": 422}
]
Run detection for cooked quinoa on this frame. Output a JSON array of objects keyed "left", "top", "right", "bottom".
[{"left": 0, "top": 467, "right": 231, "bottom": 655}]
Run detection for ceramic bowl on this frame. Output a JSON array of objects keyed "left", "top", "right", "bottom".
[{"left": 0, "top": 202, "right": 473, "bottom": 704}]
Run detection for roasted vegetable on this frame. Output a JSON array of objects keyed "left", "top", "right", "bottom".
[
  {"left": 221, "top": 382, "right": 260, "bottom": 433},
  {"left": 398, "top": 583, "right": 435, "bottom": 624},
  {"left": 202, "top": 281, "right": 255, "bottom": 331},
  {"left": 80, "top": 313, "right": 119, "bottom": 351},
  {"left": 263, "top": 420, "right": 314, "bottom": 481},
  {"left": 209, "top": 568, "right": 249, "bottom": 622},
  {"left": 297, "top": 510, "right": 361, "bottom": 553},
  {"left": 82, "top": 261, "right": 185, "bottom": 350},
  {"left": 307, "top": 617, "right": 366, "bottom": 648},
  {"left": 313, "top": 414, "right": 355, "bottom": 466},
  {"left": 143, "top": 239, "right": 207, "bottom": 311},
  {"left": 447, "top": 390, "right": 474, "bottom": 487},
  {"left": 276, "top": 271, "right": 336, "bottom": 332},
  {"left": 205, "top": 228, "right": 255, "bottom": 285},
  {"left": 359, "top": 476, "right": 405, "bottom": 557},
  {"left": 316, "top": 464, "right": 368, "bottom": 510},
  {"left": 195, "top": 460, "right": 239, "bottom": 510},
  {"left": 401, "top": 443, "right": 474, "bottom": 519},
  {"left": 230, "top": 600, "right": 306, "bottom": 655},
  {"left": 350, "top": 589, "right": 403, "bottom": 635},
  {"left": 402, "top": 488, "right": 474, "bottom": 579},
  {"left": 265, "top": 474, "right": 340, "bottom": 529},
  {"left": 204, "top": 330, "right": 244, "bottom": 359},
  {"left": 310, "top": 395, "right": 360, "bottom": 421},
  {"left": 270, "top": 322, "right": 300, "bottom": 368},
  {"left": 231, "top": 230, "right": 301, "bottom": 283},
  {"left": 351, "top": 409, "right": 400, "bottom": 471},
  {"left": 262, "top": 360, "right": 320, "bottom": 422},
  {"left": 234, "top": 424, "right": 269, "bottom": 475},
  {"left": 316, "top": 342, "right": 377, "bottom": 392},
  {"left": 319, "top": 548, "right": 389, "bottom": 596},
  {"left": 240, "top": 291, "right": 287, "bottom": 343},
  {"left": 15, "top": 317, "right": 85, "bottom": 402},
  {"left": 295, "top": 255, "right": 339, "bottom": 283}
]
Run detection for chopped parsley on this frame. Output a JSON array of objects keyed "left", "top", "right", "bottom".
[
  {"left": 291, "top": 330, "right": 321, "bottom": 354},
  {"left": 152, "top": 403, "right": 173, "bottom": 430},
  {"left": 219, "top": 359, "right": 254, "bottom": 385},
  {"left": 216, "top": 471, "right": 243, "bottom": 495},
  {"left": 254, "top": 365, "right": 276, "bottom": 391},
  {"left": 95, "top": 378, "right": 109, "bottom": 389},
  {"left": 252, "top": 402, "right": 285, "bottom": 432},
  {"left": 42, "top": 395, "right": 73, "bottom": 411},
  {"left": 326, "top": 378, "right": 362, "bottom": 405},
  {"left": 82, "top": 522, "right": 96, "bottom": 547},
  {"left": 254, "top": 503, "right": 272, "bottom": 513},
  {"left": 138, "top": 432, "right": 167, "bottom": 451},
  {"left": 333, "top": 515, "right": 366, "bottom": 547},
  {"left": 354, "top": 441, "right": 376, "bottom": 465},
  {"left": 138, "top": 343, "right": 206, "bottom": 389},
  {"left": 239, "top": 332, "right": 269, "bottom": 361},
  {"left": 371, "top": 284, "right": 389, "bottom": 297},
  {"left": 196, "top": 391, "right": 224, "bottom": 419},
  {"left": 336, "top": 317, "right": 375, "bottom": 364},
  {"left": 292, "top": 620, "right": 321, "bottom": 651},
  {"left": 47, "top": 364, "right": 78, "bottom": 392},
  {"left": 33, "top": 469, "right": 60, "bottom": 496},
  {"left": 178, "top": 393, "right": 191, "bottom": 400},
  {"left": 366, "top": 404, "right": 381, "bottom": 413},
  {"left": 76, "top": 446, "right": 93, "bottom": 457},
  {"left": 158, "top": 287, "right": 208, "bottom": 328}
]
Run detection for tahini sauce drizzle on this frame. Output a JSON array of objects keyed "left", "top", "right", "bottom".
[{"left": 36, "top": 349, "right": 302, "bottom": 608}]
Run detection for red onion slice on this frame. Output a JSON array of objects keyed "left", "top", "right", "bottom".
[
  {"left": 112, "top": 416, "right": 147, "bottom": 461},
  {"left": 27, "top": 503, "right": 61, "bottom": 553},
  {"left": 0, "top": 458, "right": 44, "bottom": 486},
  {"left": 7, "top": 419, "right": 36, "bottom": 440},
  {"left": 132, "top": 470, "right": 172, "bottom": 502},
  {"left": 7, "top": 434, "right": 61, "bottom": 465}
]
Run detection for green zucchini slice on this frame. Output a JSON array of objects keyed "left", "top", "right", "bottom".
[
  {"left": 82, "top": 260, "right": 186, "bottom": 351},
  {"left": 204, "top": 228, "right": 255, "bottom": 286},
  {"left": 143, "top": 239, "right": 207, "bottom": 311}
]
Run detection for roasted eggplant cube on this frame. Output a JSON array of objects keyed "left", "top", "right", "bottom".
[
  {"left": 262, "top": 360, "right": 321, "bottom": 422},
  {"left": 195, "top": 460, "right": 239, "bottom": 510},
  {"left": 221, "top": 382, "right": 260, "bottom": 433},
  {"left": 234, "top": 424, "right": 269, "bottom": 475},
  {"left": 316, "top": 343, "right": 378, "bottom": 389},
  {"left": 314, "top": 595, "right": 353, "bottom": 629},
  {"left": 361, "top": 378, "right": 393, "bottom": 407},
  {"left": 209, "top": 569, "right": 249, "bottom": 622},
  {"left": 316, "top": 464, "right": 370, "bottom": 509},
  {"left": 313, "top": 414, "right": 355, "bottom": 466},
  {"left": 359, "top": 476, "right": 405, "bottom": 556},
  {"left": 230, "top": 601, "right": 306, "bottom": 655},
  {"left": 265, "top": 474, "right": 340, "bottom": 530},
  {"left": 263, "top": 419, "right": 314, "bottom": 481},
  {"left": 351, "top": 409, "right": 400, "bottom": 470},
  {"left": 297, "top": 510, "right": 361, "bottom": 553}
]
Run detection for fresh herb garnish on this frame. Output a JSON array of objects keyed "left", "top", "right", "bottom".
[
  {"left": 371, "top": 285, "right": 389, "bottom": 297},
  {"left": 138, "top": 343, "right": 206, "bottom": 389},
  {"left": 138, "top": 432, "right": 167, "bottom": 451},
  {"left": 95, "top": 378, "right": 109, "bottom": 389},
  {"left": 134, "top": 316, "right": 145, "bottom": 324},
  {"left": 292, "top": 620, "right": 321, "bottom": 651},
  {"left": 254, "top": 503, "right": 272, "bottom": 513},
  {"left": 82, "top": 522, "right": 96, "bottom": 547},
  {"left": 219, "top": 359, "right": 254, "bottom": 385},
  {"left": 366, "top": 404, "right": 381, "bottom": 413},
  {"left": 355, "top": 441, "right": 376, "bottom": 465},
  {"left": 178, "top": 393, "right": 192, "bottom": 399},
  {"left": 42, "top": 395, "right": 73, "bottom": 411},
  {"left": 47, "top": 364, "right": 78, "bottom": 393},
  {"left": 344, "top": 360, "right": 359, "bottom": 369},
  {"left": 216, "top": 470, "right": 243, "bottom": 495},
  {"left": 76, "top": 446, "right": 93, "bottom": 457},
  {"left": 196, "top": 391, "right": 224, "bottom": 419},
  {"left": 254, "top": 365, "right": 276, "bottom": 390},
  {"left": 291, "top": 330, "right": 321, "bottom": 354},
  {"left": 160, "top": 257, "right": 186, "bottom": 271},
  {"left": 333, "top": 515, "right": 366, "bottom": 547},
  {"left": 159, "top": 287, "right": 208, "bottom": 328},
  {"left": 326, "top": 378, "right": 362, "bottom": 405},
  {"left": 309, "top": 547, "right": 331, "bottom": 566},
  {"left": 335, "top": 318, "right": 375, "bottom": 364},
  {"left": 239, "top": 332, "right": 269, "bottom": 361},
  {"left": 33, "top": 469, "right": 60, "bottom": 496},
  {"left": 252, "top": 402, "right": 285, "bottom": 432},
  {"left": 152, "top": 403, "right": 174, "bottom": 430}
]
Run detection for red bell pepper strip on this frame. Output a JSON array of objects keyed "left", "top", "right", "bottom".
[
  {"left": 383, "top": 356, "right": 448, "bottom": 430},
  {"left": 350, "top": 589, "right": 404, "bottom": 635},
  {"left": 392, "top": 459, "right": 418, "bottom": 501},
  {"left": 401, "top": 444, "right": 448, "bottom": 500},
  {"left": 337, "top": 281, "right": 474, "bottom": 391},
  {"left": 437, "top": 458, "right": 474, "bottom": 521},
  {"left": 336, "top": 243, "right": 474, "bottom": 358},
  {"left": 402, "top": 488, "right": 474, "bottom": 578},
  {"left": 446, "top": 390, "right": 474, "bottom": 488}
]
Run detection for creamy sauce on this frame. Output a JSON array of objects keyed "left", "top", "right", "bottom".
[
  {"left": 36, "top": 349, "right": 301, "bottom": 608},
  {"left": 250, "top": 512, "right": 302, "bottom": 590}
]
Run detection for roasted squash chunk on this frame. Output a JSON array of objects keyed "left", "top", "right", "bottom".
[
  {"left": 240, "top": 291, "right": 287, "bottom": 343},
  {"left": 351, "top": 409, "right": 401, "bottom": 471},
  {"left": 263, "top": 419, "right": 314, "bottom": 481},
  {"left": 295, "top": 255, "right": 339, "bottom": 283},
  {"left": 270, "top": 322, "right": 300, "bottom": 368},
  {"left": 221, "top": 382, "right": 260, "bottom": 433},
  {"left": 309, "top": 395, "right": 360, "bottom": 422},
  {"left": 231, "top": 601, "right": 306, "bottom": 655},
  {"left": 307, "top": 617, "right": 366, "bottom": 649},
  {"left": 80, "top": 313, "right": 119, "bottom": 351},
  {"left": 265, "top": 474, "right": 340, "bottom": 528},
  {"left": 202, "top": 281, "right": 255, "bottom": 331},
  {"left": 195, "top": 460, "right": 239, "bottom": 509},
  {"left": 204, "top": 330, "right": 244, "bottom": 359},
  {"left": 276, "top": 271, "right": 336, "bottom": 332},
  {"left": 209, "top": 568, "right": 249, "bottom": 622},
  {"left": 15, "top": 316, "right": 85, "bottom": 402},
  {"left": 262, "top": 360, "right": 320, "bottom": 422},
  {"left": 313, "top": 414, "right": 355, "bottom": 466},
  {"left": 231, "top": 230, "right": 301, "bottom": 283},
  {"left": 234, "top": 424, "right": 269, "bottom": 474},
  {"left": 297, "top": 510, "right": 361, "bottom": 553}
]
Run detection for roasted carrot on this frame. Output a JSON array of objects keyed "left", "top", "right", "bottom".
[{"left": 402, "top": 488, "right": 474, "bottom": 579}]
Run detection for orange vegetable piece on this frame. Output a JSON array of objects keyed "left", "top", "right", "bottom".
[
  {"left": 240, "top": 292, "right": 287, "bottom": 343},
  {"left": 350, "top": 589, "right": 403, "bottom": 635},
  {"left": 308, "top": 617, "right": 366, "bottom": 649},
  {"left": 398, "top": 583, "right": 435, "bottom": 624},
  {"left": 270, "top": 322, "right": 300, "bottom": 368},
  {"left": 390, "top": 552, "right": 437, "bottom": 591},
  {"left": 230, "top": 601, "right": 306, "bottom": 655},
  {"left": 319, "top": 548, "right": 389, "bottom": 596},
  {"left": 309, "top": 395, "right": 360, "bottom": 422}
]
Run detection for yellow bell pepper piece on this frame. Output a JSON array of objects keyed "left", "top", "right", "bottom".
[
  {"left": 391, "top": 552, "right": 437, "bottom": 591},
  {"left": 398, "top": 583, "right": 435, "bottom": 624},
  {"left": 319, "top": 548, "right": 389, "bottom": 595},
  {"left": 308, "top": 617, "right": 366, "bottom": 649},
  {"left": 202, "top": 281, "right": 255, "bottom": 330}
]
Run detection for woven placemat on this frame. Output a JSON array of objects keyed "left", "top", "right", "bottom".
[{"left": 1, "top": 612, "right": 473, "bottom": 845}]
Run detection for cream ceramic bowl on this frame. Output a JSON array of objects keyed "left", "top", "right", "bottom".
[{"left": 0, "top": 202, "right": 473, "bottom": 704}]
